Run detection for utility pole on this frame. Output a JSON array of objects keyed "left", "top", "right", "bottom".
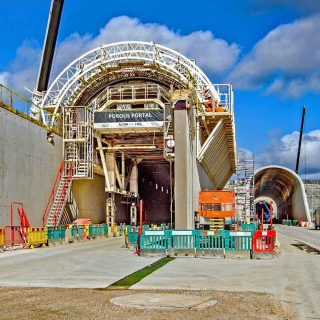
[{"left": 295, "top": 105, "right": 306, "bottom": 174}]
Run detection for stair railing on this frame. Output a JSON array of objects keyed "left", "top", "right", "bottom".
[
  {"left": 52, "top": 163, "right": 73, "bottom": 227},
  {"left": 42, "top": 160, "right": 64, "bottom": 226}
]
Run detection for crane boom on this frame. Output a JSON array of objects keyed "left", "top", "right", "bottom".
[
  {"left": 36, "top": 0, "right": 64, "bottom": 92},
  {"left": 295, "top": 105, "right": 306, "bottom": 174}
]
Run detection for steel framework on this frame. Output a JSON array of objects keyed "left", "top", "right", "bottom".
[{"left": 35, "top": 41, "right": 233, "bottom": 126}]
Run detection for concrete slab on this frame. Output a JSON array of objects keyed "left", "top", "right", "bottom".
[
  {"left": 276, "top": 224, "right": 320, "bottom": 250},
  {"left": 0, "top": 237, "right": 159, "bottom": 288},
  {"left": 132, "top": 231, "right": 320, "bottom": 319},
  {"left": 110, "top": 293, "right": 217, "bottom": 310}
]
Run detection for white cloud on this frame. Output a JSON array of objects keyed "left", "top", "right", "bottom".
[
  {"left": 0, "top": 16, "right": 240, "bottom": 95},
  {"left": 0, "top": 72, "right": 9, "bottom": 86},
  {"left": 228, "top": 15, "right": 320, "bottom": 97},
  {"left": 256, "top": 129, "right": 320, "bottom": 178}
]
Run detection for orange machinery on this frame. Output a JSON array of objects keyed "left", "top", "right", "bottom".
[{"left": 198, "top": 190, "right": 236, "bottom": 219}]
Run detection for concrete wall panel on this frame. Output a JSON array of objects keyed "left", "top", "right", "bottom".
[
  {"left": 0, "top": 107, "right": 62, "bottom": 226},
  {"left": 72, "top": 174, "right": 105, "bottom": 224}
]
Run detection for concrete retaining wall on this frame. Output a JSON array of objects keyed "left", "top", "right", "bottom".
[{"left": 0, "top": 106, "right": 62, "bottom": 226}]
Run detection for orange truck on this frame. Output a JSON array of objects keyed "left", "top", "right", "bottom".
[{"left": 197, "top": 190, "right": 235, "bottom": 227}]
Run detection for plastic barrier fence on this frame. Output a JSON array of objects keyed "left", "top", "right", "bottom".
[
  {"left": 102, "top": 224, "right": 109, "bottom": 237},
  {"left": 4, "top": 226, "right": 23, "bottom": 249},
  {"left": 47, "top": 227, "right": 63, "bottom": 243},
  {"left": 282, "top": 219, "right": 292, "bottom": 226},
  {"left": 224, "top": 231, "right": 253, "bottom": 251},
  {"left": 238, "top": 223, "right": 257, "bottom": 232},
  {"left": 88, "top": 225, "right": 104, "bottom": 239},
  {"left": 141, "top": 230, "right": 171, "bottom": 251},
  {"left": 171, "top": 230, "right": 196, "bottom": 253},
  {"left": 196, "top": 230, "right": 224, "bottom": 251},
  {"left": 127, "top": 226, "right": 138, "bottom": 245},
  {"left": 140, "top": 230, "right": 254, "bottom": 257},
  {"left": 111, "top": 225, "right": 118, "bottom": 237},
  {"left": 27, "top": 227, "right": 47, "bottom": 248},
  {"left": 252, "top": 230, "right": 276, "bottom": 253},
  {"left": 0, "top": 228, "right": 4, "bottom": 249}
]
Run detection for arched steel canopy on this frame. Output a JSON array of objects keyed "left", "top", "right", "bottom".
[
  {"left": 38, "top": 41, "right": 225, "bottom": 126},
  {"left": 254, "top": 165, "right": 311, "bottom": 223}
]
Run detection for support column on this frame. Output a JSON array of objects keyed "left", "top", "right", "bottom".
[
  {"left": 129, "top": 162, "right": 138, "bottom": 197},
  {"left": 106, "top": 192, "right": 115, "bottom": 226},
  {"left": 106, "top": 152, "right": 116, "bottom": 191},
  {"left": 173, "top": 90, "right": 194, "bottom": 229}
]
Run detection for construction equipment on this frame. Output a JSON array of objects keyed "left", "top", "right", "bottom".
[{"left": 198, "top": 190, "right": 235, "bottom": 230}]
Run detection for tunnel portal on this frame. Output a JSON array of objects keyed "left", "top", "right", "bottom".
[{"left": 254, "top": 165, "right": 311, "bottom": 223}]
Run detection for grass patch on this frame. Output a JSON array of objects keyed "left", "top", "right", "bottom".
[{"left": 108, "top": 257, "right": 174, "bottom": 289}]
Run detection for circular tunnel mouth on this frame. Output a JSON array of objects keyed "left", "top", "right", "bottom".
[{"left": 254, "top": 166, "right": 309, "bottom": 221}]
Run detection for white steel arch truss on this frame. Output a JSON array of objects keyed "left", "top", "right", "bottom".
[{"left": 39, "top": 41, "right": 221, "bottom": 126}]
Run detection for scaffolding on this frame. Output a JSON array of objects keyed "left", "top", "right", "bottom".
[
  {"left": 63, "top": 106, "right": 94, "bottom": 179},
  {"left": 234, "top": 150, "right": 255, "bottom": 222}
]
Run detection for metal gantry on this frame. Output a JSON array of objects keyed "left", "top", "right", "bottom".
[{"left": 34, "top": 41, "right": 233, "bottom": 127}]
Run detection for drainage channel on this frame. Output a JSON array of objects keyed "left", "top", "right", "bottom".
[{"left": 105, "top": 257, "right": 174, "bottom": 290}]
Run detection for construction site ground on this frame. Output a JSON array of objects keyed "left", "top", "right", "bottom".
[{"left": 0, "top": 226, "right": 319, "bottom": 320}]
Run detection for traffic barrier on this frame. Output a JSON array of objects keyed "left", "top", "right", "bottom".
[
  {"left": 27, "top": 227, "right": 47, "bottom": 248},
  {"left": 196, "top": 230, "right": 224, "bottom": 257},
  {"left": 77, "top": 225, "right": 87, "bottom": 240},
  {"left": 171, "top": 230, "right": 196, "bottom": 257},
  {"left": 252, "top": 230, "right": 276, "bottom": 259},
  {"left": 126, "top": 226, "right": 138, "bottom": 250},
  {"left": 0, "top": 228, "right": 4, "bottom": 251},
  {"left": 111, "top": 225, "right": 118, "bottom": 237},
  {"left": 119, "top": 223, "right": 125, "bottom": 236},
  {"left": 224, "top": 231, "right": 252, "bottom": 258},
  {"left": 70, "top": 225, "right": 78, "bottom": 239},
  {"left": 102, "top": 224, "right": 109, "bottom": 237},
  {"left": 92, "top": 225, "right": 104, "bottom": 239},
  {"left": 4, "top": 226, "right": 23, "bottom": 249},
  {"left": 47, "top": 226, "right": 62, "bottom": 245},
  {"left": 282, "top": 219, "right": 292, "bottom": 226},
  {"left": 140, "top": 230, "right": 171, "bottom": 256},
  {"left": 238, "top": 223, "right": 257, "bottom": 232}
]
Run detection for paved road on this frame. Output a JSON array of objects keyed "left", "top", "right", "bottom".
[
  {"left": 0, "top": 237, "right": 158, "bottom": 288},
  {"left": 276, "top": 224, "right": 320, "bottom": 250},
  {"left": 133, "top": 232, "right": 320, "bottom": 320}
]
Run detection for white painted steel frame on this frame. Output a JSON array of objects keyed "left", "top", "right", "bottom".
[{"left": 39, "top": 41, "right": 222, "bottom": 126}]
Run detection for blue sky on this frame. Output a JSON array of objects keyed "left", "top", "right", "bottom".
[{"left": 1, "top": 0, "right": 320, "bottom": 177}]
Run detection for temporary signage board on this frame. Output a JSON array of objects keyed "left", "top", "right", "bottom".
[{"left": 94, "top": 109, "right": 164, "bottom": 129}]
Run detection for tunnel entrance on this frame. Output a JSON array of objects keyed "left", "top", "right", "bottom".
[
  {"left": 41, "top": 42, "right": 237, "bottom": 228},
  {"left": 138, "top": 161, "right": 173, "bottom": 225},
  {"left": 254, "top": 166, "right": 311, "bottom": 222}
]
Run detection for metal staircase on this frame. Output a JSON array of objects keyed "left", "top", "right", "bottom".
[
  {"left": 42, "top": 161, "right": 79, "bottom": 227},
  {"left": 63, "top": 106, "right": 93, "bottom": 179}
]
